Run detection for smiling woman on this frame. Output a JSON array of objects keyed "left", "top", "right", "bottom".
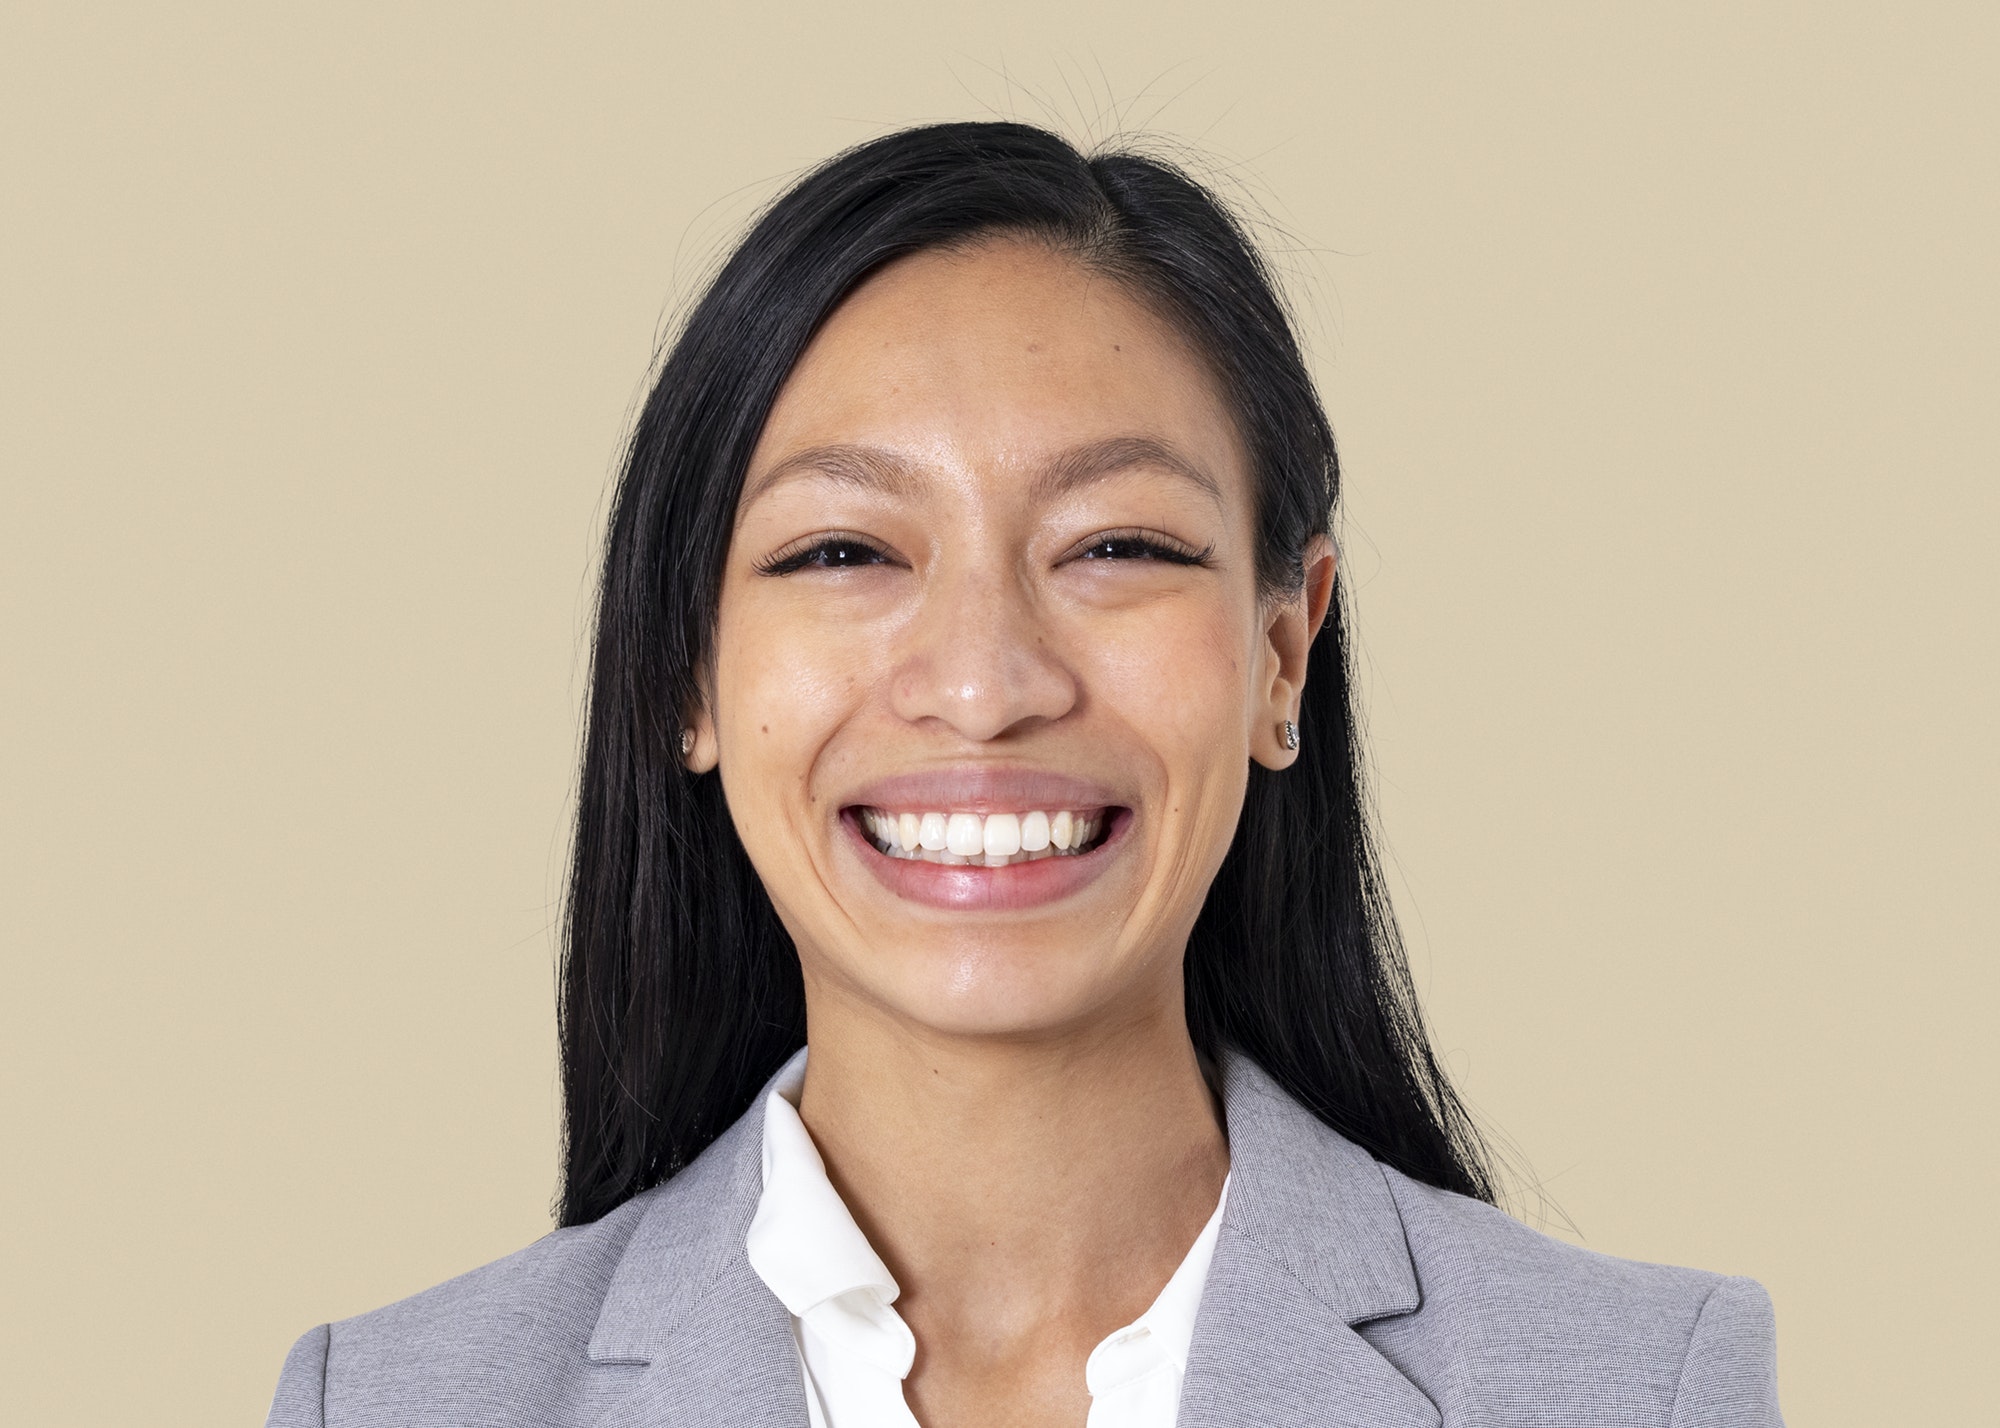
[{"left": 265, "top": 123, "right": 1782, "bottom": 1428}]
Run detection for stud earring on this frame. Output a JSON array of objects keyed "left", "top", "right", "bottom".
[
  {"left": 1281, "top": 719, "right": 1299, "bottom": 751},
  {"left": 679, "top": 729, "right": 694, "bottom": 758}
]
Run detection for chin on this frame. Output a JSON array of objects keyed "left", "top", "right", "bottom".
[{"left": 867, "top": 944, "right": 1141, "bottom": 1043}]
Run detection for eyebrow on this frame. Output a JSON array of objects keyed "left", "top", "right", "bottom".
[
  {"left": 740, "top": 435, "right": 1225, "bottom": 513},
  {"left": 1031, "top": 436, "right": 1225, "bottom": 511},
  {"left": 739, "top": 444, "right": 927, "bottom": 510}
]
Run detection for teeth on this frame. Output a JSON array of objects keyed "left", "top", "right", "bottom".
[
  {"left": 983, "top": 812, "right": 1021, "bottom": 858},
  {"left": 945, "top": 813, "right": 983, "bottom": 857},
  {"left": 856, "top": 806, "right": 1111, "bottom": 865}
]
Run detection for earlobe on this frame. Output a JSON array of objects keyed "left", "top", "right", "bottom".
[
  {"left": 678, "top": 712, "right": 720, "bottom": 774},
  {"left": 683, "top": 734, "right": 719, "bottom": 774},
  {"left": 679, "top": 660, "right": 722, "bottom": 773},
  {"left": 1250, "top": 536, "right": 1336, "bottom": 772},
  {"left": 1250, "top": 615, "right": 1305, "bottom": 772}
]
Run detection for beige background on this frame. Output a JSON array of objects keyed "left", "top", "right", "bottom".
[{"left": 3, "top": 2, "right": 1994, "bottom": 1422}]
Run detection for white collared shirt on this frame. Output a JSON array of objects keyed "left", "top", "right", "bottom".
[{"left": 744, "top": 1050, "right": 1229, "bottom": 1428}]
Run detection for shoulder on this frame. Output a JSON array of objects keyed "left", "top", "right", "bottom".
[
  {"left": 340, "top": 1192, "right": 649, "bottom": 1361},
  {"left": 266, "top": 1193, "right": 658, "bottom": 1428},
  {"left": 1365, "top": 1168, "right": 1780, "bottom": 1427},
  {"left": 264, "top": 1085, "right": 773, "bottom": 1427},
  {"left": 1383, "top": 1167, "right": 1721, "bottom": 1328}
]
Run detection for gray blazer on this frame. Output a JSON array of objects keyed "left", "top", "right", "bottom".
[{"left": 266, "top": 1054, "right": 1781, "bottom": 1426}]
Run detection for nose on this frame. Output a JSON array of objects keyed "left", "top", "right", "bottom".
[{"left": 888, "top": 557, "right": 1078, "bottom": 741}]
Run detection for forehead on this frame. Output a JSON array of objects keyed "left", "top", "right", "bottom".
[{"left": 745, "top": 238, "right": 1247, "bottom": 499}]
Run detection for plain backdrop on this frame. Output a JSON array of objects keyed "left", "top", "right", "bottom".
[{"left": 3, "top": 3, "right": 1995, "bottom": 1423}]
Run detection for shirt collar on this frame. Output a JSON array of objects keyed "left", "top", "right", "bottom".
[
  {"left": 743, "top": 1049, "right": 917, "bottom": 1377},
  {"left": 1085, "top": 1175, "right": 1229, "bottom": 1395}
]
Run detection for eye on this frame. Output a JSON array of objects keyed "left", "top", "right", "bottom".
[
  {"left": 1068, "top": 529, "right": 1215, "bottom": 567},
  {"left": 754, "top": 532, "right": 896, "bottom": 576}
]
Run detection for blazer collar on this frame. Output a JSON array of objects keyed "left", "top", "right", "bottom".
[
  {"left": 587, "top": 1076, "right": 808, "bottom": 1428},
  {"left": 1207, "top": 1050, "right": 1422, "bottom": 1324},
  {"left": 585, "top": 1048, "right": 1433, "bottom": 1427},
  {"left": 1176, "top": 1052, "right": 1438, "bottom": 1427}
]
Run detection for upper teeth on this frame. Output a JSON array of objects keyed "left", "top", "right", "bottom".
[{"left": 858, "top": 808, "right": 1106, "bottom": 865}]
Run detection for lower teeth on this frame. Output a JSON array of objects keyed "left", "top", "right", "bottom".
[{"left": 869, "top": 840, "right": 1095, "bottom": 866}]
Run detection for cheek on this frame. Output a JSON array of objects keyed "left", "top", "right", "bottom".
[
  {"left": 713, "top": 591, "right": 869, "bottom": 816},
  {"left": 1089, "top": 599, "right": 1250, "bottom": 761}
]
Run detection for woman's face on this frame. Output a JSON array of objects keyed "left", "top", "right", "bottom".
[{"left": 702, "top": 238, "right": 1329, "bottom": 1043}]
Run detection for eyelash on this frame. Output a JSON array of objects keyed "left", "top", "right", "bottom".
[
  {"left": 753, "top": 529, "right": 1215, "bottom": 577},
  {"left": 753, "top": 533, "right": 893, "bottom": 576},
  {"left": 1070, "top": 529, "right": 1215, "bottom": 566}
]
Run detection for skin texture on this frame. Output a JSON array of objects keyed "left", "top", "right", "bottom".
[{"left": 686, "top": 238, "right": 1336, "bottom": 1427}]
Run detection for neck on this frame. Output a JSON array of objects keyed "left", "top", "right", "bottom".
[{"left": 794, "top": 985, "right": 1230, "bottom": 1359}]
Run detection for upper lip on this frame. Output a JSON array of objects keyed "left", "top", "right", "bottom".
[{"left": 841, "top": 765, "right": 1128, "bottom": 814}]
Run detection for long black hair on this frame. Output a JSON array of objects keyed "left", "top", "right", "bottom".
[{"left": 558, "top": 121, "right": 1494, "bottom": 1227}]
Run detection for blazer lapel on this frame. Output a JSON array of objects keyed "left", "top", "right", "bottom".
[
  {"left": 587, "top": 1257, "right": 806, "bottom": 1428},
  {"left": 1178, "top": 1224, "right": 1438, "bottom": 1428},
  {"left": 1177, "top": 1054, "right": 1440, "bottom": 1428},
  {"left": 585, "top": 1089, "right": 811, "bottom": 1428}
]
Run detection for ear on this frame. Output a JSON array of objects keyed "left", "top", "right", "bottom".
[
  {"left": 680, "top": 669, "right": 721, "bottom": 775},
  {"left": 1252, "top": 535, "right": 1337, "bottom": 771}
]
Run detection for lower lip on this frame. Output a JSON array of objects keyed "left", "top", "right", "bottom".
[{"left": 842, "top": 809, "right": 1129, "bottom": 912}]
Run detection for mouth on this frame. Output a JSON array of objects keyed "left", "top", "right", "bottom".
[
  {"left": 839, "top": 798, "right": 1129, "bottom": 912},
  {"left": 849, "top": 805, "right": 1116, "bottom": 866}
]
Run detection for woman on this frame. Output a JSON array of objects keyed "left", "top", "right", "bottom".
[{"left": 267, "top": 122, "right": 1781, "bottom": 1427}]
